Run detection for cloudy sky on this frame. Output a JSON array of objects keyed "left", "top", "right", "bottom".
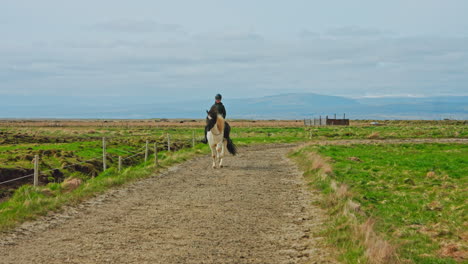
[{"left": 1, "top": 0, "right": 468, "bottom": 102}]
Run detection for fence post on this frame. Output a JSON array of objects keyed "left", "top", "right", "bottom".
[
  {"left": 34, "top": 155, "right": 39, "bottom": 186},
  {"left": 102, "top": 137, "right": 107, "bottom": 171},
  {"left": 145, "top": 140, "right": 149, "bottom": 163},
  {"left": 167, "top": 134, "right": 171, "bottom": 151},
  {"left": 118, "top": 156, "right": 122, "bottom": 173},
  {"left": 192, "top": 131, "right": 195, "bottom": 148},
  {"left": 154, "top": 143, "right": 159, "bottom": 167}
]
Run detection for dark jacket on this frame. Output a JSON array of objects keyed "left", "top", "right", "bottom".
[{"left": 211, "top": 102, "right": 226, "bottom": 118}]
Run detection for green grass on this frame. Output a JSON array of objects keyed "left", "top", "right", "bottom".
[
  {"left": 1, "top": 123, "right": 466, "bottom": 246},
  {"left": 291, "top": 143, "right": 467, "bottom": 263},
  {"left": 0, "top": 125, "right": 305, "bottom": 231},
  {"left": 0, "top": 143, "right": 210, "bottom": 231},
  {"left": 305, "top": 125, "right": 467, "bottom": 139}
]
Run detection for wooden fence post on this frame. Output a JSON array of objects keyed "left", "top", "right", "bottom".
[
  {"left": 102, "top": 137, "right": 107, "bottom": 171},
  {"left": 154, "top": 143, "right": 159, "bottom": 167},
  {"left": 145, "top": 140, "right": 149, "bottom": 163},
  {"left": 192, "top": 131, "right": 195, "bottom": 148},
  {"left": 118, "top": 156, "right": 122, "bottom": 173},
  {"left": 167, "top": 134, "right": 171, "bottom": 151},
  {"left": 34, "top": 155, "right": 39, "bottom": 186}
]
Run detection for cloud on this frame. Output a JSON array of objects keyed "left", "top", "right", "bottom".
[
  {"left": 324, "top": 26, "right": 393, "bottom": 38},
  {"left": 191, "top": 31, "right": 264, "bottom": 43},
  {"left": 88, "top": 19, "right": 184, "bottom": 33},
  {"left": 1, "top": 26, "right": 468, "bottom": 99},
  {"left": 299, "top": 30, "right": 320, "bottom": 39}
]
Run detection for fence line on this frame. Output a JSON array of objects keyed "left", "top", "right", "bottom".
[
  {"left": 304, "top": 114, "right": 349, "bottom": 126},
  {"left": 0, "top": 131, "right": 201, "bottom": 186},
  {"left": 0, "top": 173, "right": 35, "bottom": 185}
]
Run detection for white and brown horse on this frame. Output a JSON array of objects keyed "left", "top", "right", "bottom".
[{"left": 206, "top": 108, "right": 237, "bottom": 168}]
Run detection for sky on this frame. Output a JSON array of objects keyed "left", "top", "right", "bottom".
[{"left": 1, "top": 0, "right": 468, "bottom": 103}]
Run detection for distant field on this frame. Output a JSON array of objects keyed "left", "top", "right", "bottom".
[
  {"left": 0, "top": 118, "right": 466, "bottom": 128},
  {"left": 0, "top": 119, "right": 466, "bottom": 236},
  {"left": 0, "top": 120, "right": 466, "bottom": 192},
  {"left": 291, "top": 142, "right": 467, "bottom": 263}
]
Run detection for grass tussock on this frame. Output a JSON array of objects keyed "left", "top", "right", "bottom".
[
  {"left": 309, "top": 152, "right": 333, "bottom": 175},
  {"left": 360, "top": 219, "right": 398, "bottom": 264},
  {"left": 367, "top": 132, "right": 381, "bottom": 139}
]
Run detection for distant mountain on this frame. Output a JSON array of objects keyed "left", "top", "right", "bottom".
[{"left": 0, "top": 93, "right": 466, "bottom": 120}]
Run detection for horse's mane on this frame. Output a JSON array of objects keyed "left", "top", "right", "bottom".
[{"left": 206, "top": 106, "right": 218, "bottom": 131}]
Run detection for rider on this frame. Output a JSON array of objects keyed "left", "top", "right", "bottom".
[{"left": 202, "top": 94, "right": 227, "bottom": 144}]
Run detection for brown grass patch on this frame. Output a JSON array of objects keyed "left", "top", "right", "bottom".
[
  {"left": 308, "top": 152, "right": 333, "bottom": 175},
  {"left": 346, "top": 199, "right": 362, "bottom": 214},
  {"left": 439, "top": 243, "right": 467, "bottom": 261},
  {"left": 348, "top": 156, "right": 362, "bottom": 162},
  {"left": 367, "top": 132, "right": 381, "bottom": 139},
  {"left": 336, "top": 184, "right": 350, "bottom": 199},
  {"left": 61, "top": 178, "right": 82, "bottom": 192},
  {"left": 360, "top": 219, "right": 398, "bottom": 264}
]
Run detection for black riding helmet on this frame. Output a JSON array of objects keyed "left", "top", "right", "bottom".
[{"left": 215, "top": 94, "right": 222, "bottom": 100}]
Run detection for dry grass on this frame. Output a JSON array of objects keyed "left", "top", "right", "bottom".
[
  {"left": 336, "top": 184, "right": 350, "bottom": 199},
  {"left": 367, "top": 132, "right": 381, "bottom": 139},
  {"left": 61, "top": 178, "right": 83, "bottom": 192},
  {"left": 360, "top": 219, "right": 398, "bottom": 264},
  {"left": 439, "top": 243, "right": 467, "bottom": 261},
  {"left": 346, "top": 199, "right": 361, "bottom": 214},
  {"left": 348, "top": 156, "right": 362, "bottom": 162},
  {"left": 309, "top": 152, "right": 333, "bottom": 175}
]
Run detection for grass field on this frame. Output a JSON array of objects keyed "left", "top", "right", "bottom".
[
  {"left": 1, "top": 120, "right": 466, "bottom": 202},
  {"left": 0, "top": 120, "right": 309, "bottom": 231},
  {"left": 0, "top": 119, "right": 467, "bottom": 261},
  {"left": 291, "top": 142, "right": 467, "bottom": 263}
]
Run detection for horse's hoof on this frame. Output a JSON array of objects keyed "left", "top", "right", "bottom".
[{"left": 219, "top": 165, "right": 224, "bottom": 168}]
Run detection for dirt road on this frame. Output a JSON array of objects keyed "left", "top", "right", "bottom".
[{"left": 0, "top": 144, "right": 337, "bottom": 264}]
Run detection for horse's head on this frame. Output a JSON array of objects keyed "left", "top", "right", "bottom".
[{"left": 206, "top": 108, "right": 218, "bottom": 131}]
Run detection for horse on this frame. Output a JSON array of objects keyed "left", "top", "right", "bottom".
[{"left": 206, "top": 108, "right": 237, "bottom": 168}]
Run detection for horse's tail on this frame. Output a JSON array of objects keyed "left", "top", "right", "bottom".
[{"left": 226, "top": 137, "right": 237, "bottom": 156}]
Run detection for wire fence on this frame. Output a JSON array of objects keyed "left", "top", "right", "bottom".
[{"left": 0, "top": 132, "right": 202, "bottom": 186}]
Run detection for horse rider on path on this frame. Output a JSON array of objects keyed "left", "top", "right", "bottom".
[{"left": 202, "top": 94, "right": 229, "bottom": 144}]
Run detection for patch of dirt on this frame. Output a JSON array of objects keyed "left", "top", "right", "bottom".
[{"left": 0, "top": 144, "right": 338, "bottom": 264}]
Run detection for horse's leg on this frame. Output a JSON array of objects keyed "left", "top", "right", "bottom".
[
  {"left": 210, "top": 143, "right": 217, "bottom": 169},
  {"left": 216, "top": 142, "right": 223, "bottom": 168},
  {"left": 219, "top": 140, "right": 227, "bottom": 168}
]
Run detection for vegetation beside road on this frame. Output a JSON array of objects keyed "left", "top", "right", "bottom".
[
  {"left": 290, "top": 142, "right": 467, "bottom": 263},
  {"left": 1, "top": 119, "right": 466, "bottom": 256},
  {"left": 0, "top": 144, "right": 209, "bottom": 231}
]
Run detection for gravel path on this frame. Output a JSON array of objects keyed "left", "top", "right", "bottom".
[{"left": 0, "top": 144, "right": 337, "bottom": 264}]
